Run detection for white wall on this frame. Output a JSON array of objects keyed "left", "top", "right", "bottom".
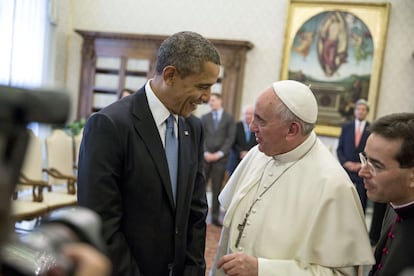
[{"left": 51, "top": 0, "right": 414, "bottom": 148}]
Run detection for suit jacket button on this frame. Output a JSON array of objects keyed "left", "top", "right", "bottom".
[{"left": 175, "top": 228, "right": 179, "bottom": 235}]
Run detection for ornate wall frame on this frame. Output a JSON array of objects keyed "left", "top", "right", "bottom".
[{"left": 280, "top": 0, "right": 391, "bottom": 136}]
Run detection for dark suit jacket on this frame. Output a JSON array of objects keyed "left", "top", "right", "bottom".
[
  {"left": 233, "top": 121, "right": 257, "bottom": 164},
  {"left": 77, "top": 87, "right": 208, "bottom": 276},
  {"left": 370, "top": 204, "right": 414, "bottom": 276},
  {"left": 337, "top": 121, "right": 370, "bottom": 183},
  {"left": 201, "top": 110, "right": 235, "bottom": 161}
]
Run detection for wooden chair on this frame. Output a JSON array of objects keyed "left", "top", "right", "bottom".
[
  {"left": 44, "top": 129, "right": 77, "bottom": 196},
  {"left": 11, "top": 198, "right": 49, "bottom": 222},
  {"left": 73, "top": 128, "right": 84, "bottom": 169},
  {"left": 14, "top": 130, "right": 77, "bottom": 219},
  {"left": 11, "top": 131, "right": 49, "bottom": 221}
]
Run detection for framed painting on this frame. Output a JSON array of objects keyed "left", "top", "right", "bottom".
[{"left": 280, "top": 0, "right": 391, "bottom": 136}]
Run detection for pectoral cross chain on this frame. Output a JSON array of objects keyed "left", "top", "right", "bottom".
[
  {"left": 234, "top": 196, "right": 260, "bottom": 248},
  {"left": 235, "top": 214, "right": 248, "bottom": 248},
  {"left": 233, "top": 143, "right": 316, "bottom": 249}
]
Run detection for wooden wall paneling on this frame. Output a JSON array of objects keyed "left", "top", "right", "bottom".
[{"left": 75, "top": 30, "right": 253, "bottom": 120}]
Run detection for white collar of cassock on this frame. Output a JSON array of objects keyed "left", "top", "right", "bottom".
[
  {"left": 220, "top": 131, "right": 318, "bottom": 228},
  {"left": 272, "top": 131, "right": 317, "bottom": 163}
]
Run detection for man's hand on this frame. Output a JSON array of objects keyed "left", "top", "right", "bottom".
[
  {"left": 343, "top": 161, "right": 362, "bottom": 172},
  {"left": 239, "top": 151, "right": 248, "bottom": 160},
  {"left": 63, "top": 243, "right": 112, "bottom": 276},
  {"left": 217, "top": 252, "right": 258, "bottom": 276},
  {"left": 204, "top": 152, "right": 222, "bottom": 163}
]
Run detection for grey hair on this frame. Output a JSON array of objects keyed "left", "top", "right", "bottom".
[
  {"left": 155, "top": 31, "right": 221, "bottom": 78},
  {"left": 355, "top": 98, "right": 370, "bottom": 112},
  {"left": 274, "top": 101, "right": 315, "bottom": 135}
]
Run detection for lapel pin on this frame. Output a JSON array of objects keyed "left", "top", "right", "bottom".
[{"left": 184, "top": 130, "right": 189, "bottom": 136}]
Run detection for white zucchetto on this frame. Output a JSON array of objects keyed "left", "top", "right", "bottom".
[{"left": 272, "top": 80, "right": 318, "bottom": 124}]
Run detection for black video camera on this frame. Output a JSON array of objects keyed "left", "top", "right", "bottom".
[{"left": 0, "top": 85, "right": 106, "bottom": 275}]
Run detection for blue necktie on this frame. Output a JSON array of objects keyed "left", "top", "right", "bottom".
[
  {"left": 213, "top": 111, "right": 219, "bottom": 129},
  {"left": 165, "top": 115, "right": 178, "bottom": 203},
  {"left": 245, "top": 126, "right": 250, "bottom": 142}
]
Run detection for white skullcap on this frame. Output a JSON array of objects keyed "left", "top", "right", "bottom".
[{"left": 272, "top": 80, "right": 318, "bottom": 124}]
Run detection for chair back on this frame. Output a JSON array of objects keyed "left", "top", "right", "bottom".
[
  {"left": 20, "top": 130, "right": 44, "bottom": 182},
  {"left": 16, "top": 130, "right": 47, "bottom": 201},
  {"left": 73, "top": 128, "right": 84, "bottom": 168},
  {"left": 45, "top": 129, "right": 74, "bottom": 185}
]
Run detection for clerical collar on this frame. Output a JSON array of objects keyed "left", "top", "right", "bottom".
[
  {"left": 391, "top": 201, "right": 414, "bottom": 209},
  {"left": 273, "top": 131, "right": 317, "bottom": 163},
  {"left": 391, "top": 201, "right": 414, "bottom": 220}
]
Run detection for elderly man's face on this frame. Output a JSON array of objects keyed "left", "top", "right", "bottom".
[{"left": 250, "top": 88, "right": 291, "bottom": 156}]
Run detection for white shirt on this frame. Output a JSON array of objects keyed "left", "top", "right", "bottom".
[
  {"left": 146, "top": 80, "right": 177, "bottom": 147},
  {"left": 355, "top": 119, "right": 366, "bottom": 132}
]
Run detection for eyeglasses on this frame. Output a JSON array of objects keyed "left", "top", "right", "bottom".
[{"left": 359, "top": 152, "right": 377, "bottom": 176}]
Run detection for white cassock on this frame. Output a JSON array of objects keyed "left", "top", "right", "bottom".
[{"left": 211, "top": 132, "right": 374, "bottom": 276}]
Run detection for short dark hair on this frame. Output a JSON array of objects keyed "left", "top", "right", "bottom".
[
  {"left": 369, "top": 113, "right": 414, "bottom": 168},
  {"left": 155, "top": 31, "right": 221, "bottom": 78}
]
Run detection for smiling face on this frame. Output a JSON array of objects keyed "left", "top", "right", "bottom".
[
  {"left": 359, "top": 133, "right": 414, "bottom": 205},
  {"left": 165, "top": 61, "right": 220, "bottom": 117}
]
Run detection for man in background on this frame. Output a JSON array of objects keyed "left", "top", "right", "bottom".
[
  {"left": 211, "top": 80, "right": 373, "bottom": 275},
  {"left": 201, "top": 93, "right": 235, "bottom": 227},
  {"left": 359, "top": 113, "right": 414, "bottom": 276},
  {"left": 78, "top": 31, "right": 221, "bottom": 275},
  {"left": 337, "top": 98, "right": 371, "bottom": 212},
  {"left": 337, "top": 98, "right": 387, "bottom": 247},
  {"left": 227, "top": 104, "right": 257, "bottom": 175},
  {"left": 119, "top": 88, "right": 134, "bottom": 99}
]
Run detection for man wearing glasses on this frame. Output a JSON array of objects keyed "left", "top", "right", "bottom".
[{"left": 359, "top": 113, "right": 414, "bottom": 276}]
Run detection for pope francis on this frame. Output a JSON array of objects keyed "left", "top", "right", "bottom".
[{"left": 210, "top": 80, "right": 374, "bottom": 276}]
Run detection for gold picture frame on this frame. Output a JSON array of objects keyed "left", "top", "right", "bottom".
[{"left": 280, "top": 0, "right": 391, "bottom": 137}]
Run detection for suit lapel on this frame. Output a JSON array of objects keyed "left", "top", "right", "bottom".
[
  {"left": 176, "top": 117, "right": 192, "bottom": 211},
  {"left": 131, "top": 90, "right": 175, "bottom": 209}
]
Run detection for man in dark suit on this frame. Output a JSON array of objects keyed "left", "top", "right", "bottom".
[
  {"left": 337, "top": 98, "right": 370, "bottom": 212},
  {"left": 227, "top": 104, "right": 257, "bottom": 175},
  {"left": 77, "top": 31, "right": 221, "bottom": 276},
  {"left": 201, "top": 93, "right": 235, "bottom": 226},
  {"left": 358, "top": 113, "right": 414, "bottom": 276}
]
